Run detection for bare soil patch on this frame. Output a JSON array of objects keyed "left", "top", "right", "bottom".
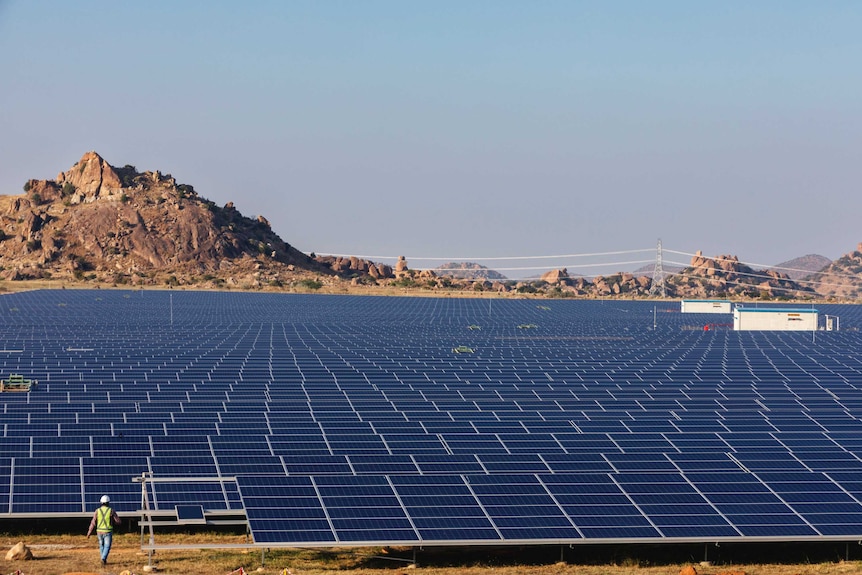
[{"left": 3, "top": 533, "right": 862, "bottom": 575}]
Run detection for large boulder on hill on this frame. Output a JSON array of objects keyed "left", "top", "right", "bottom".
[
  {"left": 56, "top": 151, "right": 122, "bottom": 201},
  {"left": 394, "top": 256, "right": 409, "bottom": 278},
  {"left": 541, "top": 268, "right": 570, "bottom": 283}
]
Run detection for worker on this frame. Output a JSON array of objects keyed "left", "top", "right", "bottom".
[{"left": 86, "top": 494, "right": 121, "bottom": 565}]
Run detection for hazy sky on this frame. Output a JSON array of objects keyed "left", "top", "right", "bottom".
[{"left": 1, "top": 1, "right": 859, "bottom": 276}]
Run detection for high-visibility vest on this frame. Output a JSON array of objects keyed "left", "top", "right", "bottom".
[{"left": 96, "top": 506, "right": 113, "bottom": 533}]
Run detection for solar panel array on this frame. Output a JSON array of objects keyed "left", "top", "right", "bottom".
[{"left": 2, "top": 290, "right": 862, "bottom": 546}]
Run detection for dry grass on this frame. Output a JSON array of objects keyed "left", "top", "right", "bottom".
[{"left": 4, "top": 533, "right": 862, "bottom": 575}]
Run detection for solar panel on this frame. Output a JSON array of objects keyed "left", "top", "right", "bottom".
[{"left": 175, "top": 504, "right": 206, "bottom": 525}]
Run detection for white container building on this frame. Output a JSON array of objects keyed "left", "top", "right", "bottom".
[
  {"left": 733, "top": 307, "right": 818, "bottom": 331},
  {"left": 681, "top": 300, "right": 732, "bottom": 314}
]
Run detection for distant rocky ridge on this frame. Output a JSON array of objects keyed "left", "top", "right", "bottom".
[
  {"left": 1, "top": 151, "right": 858, "bottom": 300},
  {"left": 434, "top": 262, "right": 507, "bottom": 280},
  {"left": 770, "top": 254, "right": 832, "bottom": 280}
]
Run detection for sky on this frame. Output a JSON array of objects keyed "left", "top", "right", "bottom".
[{"left": 1, "top": 1, "right": 860, "bottom": 278}]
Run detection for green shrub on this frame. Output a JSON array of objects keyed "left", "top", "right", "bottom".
[
  {"left": 118, "top": 165, "right": 138, "bottom": 187},
  {"left": 297, "top": 278, "right": 323, "bottom": 290}
]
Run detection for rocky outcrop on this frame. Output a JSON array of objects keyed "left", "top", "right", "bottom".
[
  {"left": 394, "top": 255, "right": 409, "bottom": 278},
  {"left": 56, "top": 151, "right": 123, "bottom": 202},
  {"left": 313, "top": 255, "right": 394, "bottom": 279},
  {"left": 667, "top": 252, "right": 813, "bottom": 299},
  {"left": 541, "top": 268, "right": 570, "bottom": 283},
  {"left": 804, "top": 243, "right": 862, "bottom": 299},
  {"left": 0, "top": 151, "right": 334, "bottom": 287}
]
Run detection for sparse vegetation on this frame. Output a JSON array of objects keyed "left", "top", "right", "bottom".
[{"left": 296, "top": 278, "right": 323, "bottom": 290}]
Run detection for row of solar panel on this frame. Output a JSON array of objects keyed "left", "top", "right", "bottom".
[
  {"left": 4, "top": 444, "right": 862, "bottom": 511},
  {"left": 3, "top": 429, "right": 862, "bottom": 460},
  {"left": 5, "top": 420, "right": 862, "bottom": 446},
  {"left": 237, "top": 471, "right": 862, "bottom": 543}
]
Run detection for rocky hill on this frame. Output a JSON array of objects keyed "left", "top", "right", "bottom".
[
  {"left": 665, "top": 251, "right": 815, "bottom": 299},
  {"left": 770, "top": 254, "right": 832, "bottom": 280},
  {"left": 0, "top": 151, "right": 342, "bottom": 288},
  {"left": 802, "top": 244, "right": 862, "bottom": 299}
]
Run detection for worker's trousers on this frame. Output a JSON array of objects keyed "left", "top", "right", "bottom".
[{"left": 97, "top": 532, "right": 113, "bottom": 562}]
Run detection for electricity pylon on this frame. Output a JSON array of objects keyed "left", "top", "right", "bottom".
[{"left": 650, "top": 238, "right": 666, "bottom": 298}]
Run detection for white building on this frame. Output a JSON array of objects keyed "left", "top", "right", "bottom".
[
  {"left": 733, "top": 307, "right": 818, "bottom": 331},
  {"left": 681, "top": 300, "right": 732, "bottom": 314}
]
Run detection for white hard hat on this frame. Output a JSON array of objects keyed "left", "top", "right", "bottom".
[{"left": 100, "top": 495, "right": 111, "bottom": 504}]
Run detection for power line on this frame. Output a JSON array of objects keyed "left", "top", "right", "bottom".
[{"left": 318, "top": 248, "right": 655, "bottom": 262}]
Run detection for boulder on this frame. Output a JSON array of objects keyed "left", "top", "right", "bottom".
[
  {"left": 394, "top": 256, "right": 410, "bottom": 278},
  {"left": 58, "top": 151, "right": 122, "bottom": 200},
  {"left": 5, "top": 541, "right": 33, "bottom": 560},
  {"left": 23, "top": 211, "right": 46, "bottom": 238},
  {"left": 541, "top": 268, "right": 569, "bottom": 283},
  {"left": 679, "top": 566, "right": 697, "bottom": 575}
]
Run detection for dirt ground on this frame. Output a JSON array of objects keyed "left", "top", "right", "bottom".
[{"left": 6, "top": 533, "right": 862, "bottom": 575}]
